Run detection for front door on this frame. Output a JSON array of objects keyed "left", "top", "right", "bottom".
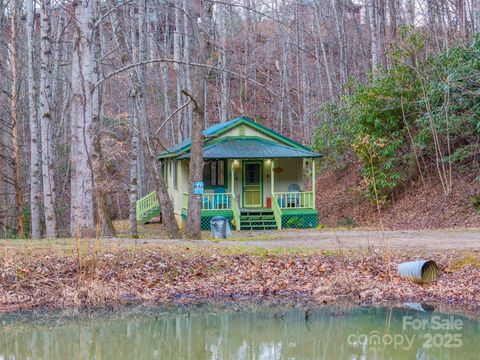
[{"left": 243, "top": 161, "right": 262, "bottom": 207}]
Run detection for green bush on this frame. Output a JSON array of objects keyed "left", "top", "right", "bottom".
[
  {"left": 314, "top": 33, "right": 480, "bottom": 202},
  {"left": 285, "top": 216, "right": 302, "bottom": 229}
]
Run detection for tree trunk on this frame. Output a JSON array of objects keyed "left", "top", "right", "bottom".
[
  {"left": 39, "top": 0, "right": 58, "bottom": 238},
  {"left": 184, "top": 1, "right": 214, "bottom": 240},
  {"left": 93, "top": 18, "right": 116, "bottom": 238},
  {"left": 297, "top": 8, "right": 310, "bottom": 138},
  {"left": 9, "top": 1, "right": 25, "bottom": 238},
  {"left": 407, "top": 0, "right": 415, "bottom": 25},
  {"left": 218, "top": 2, "right": 229, "bottom": 122},
  {"left": 69, "top": 1, "right": 97, "bottom": 237},
  {"left": 457, "top": 0, "right": 465, "bottom": 36},
  {"left": 377, "top": 0, "right": 387, "bottom": 67},
  {"left": 26, "top": 0, "right": 42, "bottom": 239},
  {"left": 183, "top": 0, "right": 193, "bottom": 134},
  {"left": 330, "top": 0, "right": 347, "bottom": 87},
  {"left": 129, "top": 106, "right": 139, "bottom": 238},
  {"left": 369, "top": 0, "right": 379, "bottom": 70},
  {"left": 474, "top": 0, "right": 480, "bottom": 33},
  {"left": 107, "top": 0, "right": 180, "bottom": 238},
  {"left": 135, "top": 0, "right": 148, "bottom": 199},
  {"left": 184, "top": 89, "right": 205, "bottom": 240},
  {"left": 173, "top": 4, "right": 185, "bottom": 140},
  {"left": 313, "top": 2, "right": 334, "bottom": 100},
  {"left": 145, "top": 140, "right": 180, "bottom": 239}
]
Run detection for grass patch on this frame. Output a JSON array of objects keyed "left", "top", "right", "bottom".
[{"left": 446, "top": 252, "right": 480, "bottom": 272}]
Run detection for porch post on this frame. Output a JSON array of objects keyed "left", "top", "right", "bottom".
[
  {"left": 312, "top": 159, "right": 316, "bottom": 208},
  {"left": 270, "top": 159, "right": 275, "bottom": 196},
  {"left": 231, "top": 160, "right": 235, "bottom": 196}
]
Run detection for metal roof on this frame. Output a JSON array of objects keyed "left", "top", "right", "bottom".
[
  {"left": 158, "top": 116, "right": 314, "bottom": 158},
  {"left": 177, "top": 138, "right": 322, "bottom": 160}
]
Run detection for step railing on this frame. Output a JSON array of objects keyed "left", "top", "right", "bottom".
[
  {"left": 271, "top": 192, "right": 282, "bottom": 230},
  {"left": 136, "top": 191, "right": 159, "bottom": 221},
  {"left": 182, "top": 192, "right": 188, "bottom": 210},
  {"left": 274, "top": 191, "right": 314, "bottom": 209}
]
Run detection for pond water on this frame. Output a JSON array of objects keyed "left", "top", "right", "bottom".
[{"left": 0, "top": 305, "right": 478, "bottom": 359}]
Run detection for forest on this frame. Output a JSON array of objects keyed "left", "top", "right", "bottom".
[{"left": 0, "top": 0, "right": 479, "bottom": 239}]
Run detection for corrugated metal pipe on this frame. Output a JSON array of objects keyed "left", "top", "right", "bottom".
[{"left": 397, "top": 260, "right": 439, "bottom": 284}]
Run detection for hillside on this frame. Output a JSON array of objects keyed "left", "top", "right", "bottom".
[{"left": 316, "top": 166, "right": 480, "bottom": 230}]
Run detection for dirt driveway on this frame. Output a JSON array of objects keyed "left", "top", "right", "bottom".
[
  {"left": 132, "top": 227, "right": 480, "bottom": 251},
  {"left": 220, "top": 229, "right": 480, "bottom": 250}
]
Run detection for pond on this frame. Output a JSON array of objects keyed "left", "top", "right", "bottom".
[{"left": 0, "top": 305, "right": 478, "bottom": 359}]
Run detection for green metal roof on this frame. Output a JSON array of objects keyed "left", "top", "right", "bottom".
[
  {"left": 177, "top": 138, "right": 321, "bottom": 160},
  {"left": 158, "top": 116, "right": 314, "bottom": 159}
]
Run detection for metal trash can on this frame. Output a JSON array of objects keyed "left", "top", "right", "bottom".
[{"left": 210, "top": 216, "right": 231, "bottom": 239}]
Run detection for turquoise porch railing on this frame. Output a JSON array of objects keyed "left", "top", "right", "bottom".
[{"left": 182, "top": 192, "right": 232, "bottom": 211}]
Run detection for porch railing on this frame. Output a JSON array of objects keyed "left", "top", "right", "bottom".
[
  {"left": 273, "top": 191, "right": 314, "bottom": 209},
  {"left": 202, "top": 193, "right": 232, "bottom": 210},
  {"left": 182, "top": 192, "right": 232, "bottom": 211}
]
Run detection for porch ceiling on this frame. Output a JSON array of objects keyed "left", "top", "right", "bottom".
[{"left": 177, "top": 138, "right": 322, "bottom": 160}]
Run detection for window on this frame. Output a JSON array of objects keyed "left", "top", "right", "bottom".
[
  {"left": 162, "top": 160, "right": 169, "bottom": 188},
  {"left": 203, "top": 160, "right": 225, "bottom": 187},
  {"left": 162, "top": 161, "right": 167, "bottom": 180},
  {"left": 245, "top": 163, "right": 260, "bottom": 185},
  {"left": 173, "top": 160, "right": 178, "bottom": 189}
]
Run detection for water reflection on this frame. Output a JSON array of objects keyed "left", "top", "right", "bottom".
[{"left": 0, "top": 306, "right": 478, "bottom": 359}]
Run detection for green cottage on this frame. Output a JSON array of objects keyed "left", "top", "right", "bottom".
[{"left": 136, "top": 116, "right": 322, "bottom": 230}]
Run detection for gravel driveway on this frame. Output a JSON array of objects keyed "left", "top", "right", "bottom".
[
  {"left": 221, "top": 229, "right": 480, "bottom": 250},
  {"left": 131, "top": 228, "right": 480, "bottom": 251}
]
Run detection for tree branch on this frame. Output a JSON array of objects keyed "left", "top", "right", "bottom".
[{"left": 97, "top": 58, "right": 280, "bottom": 99}]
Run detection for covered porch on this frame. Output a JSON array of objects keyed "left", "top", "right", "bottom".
[{"left": 179, "top": 138, "right": 320, "bottom": 230}]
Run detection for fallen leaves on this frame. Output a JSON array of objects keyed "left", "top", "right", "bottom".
[{"left": 0, "top": 248, "right": 479, "bottom": 313}]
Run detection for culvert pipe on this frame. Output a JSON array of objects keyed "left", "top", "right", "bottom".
[{"left": 397, "top": 260, "right": 439, "bottom": 284}]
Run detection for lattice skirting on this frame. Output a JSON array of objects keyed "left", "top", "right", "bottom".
[
  {"left": 181, "top": 211, "right": 234, "bottom": 230},
  {"left": 201, "top": 215, "right": 233, "bottom": 231},
  {"left": 281, "top": 213, "right": 318, "bottom": 229}
]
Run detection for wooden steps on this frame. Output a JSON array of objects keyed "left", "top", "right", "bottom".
[
  {"left": 138, "top": 207, "right": 161, "bottom": 224},
  {"left": 239, "top": 209, "right": 278, "bottom": 230}
]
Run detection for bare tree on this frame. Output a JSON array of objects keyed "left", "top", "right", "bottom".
[
  {"left": 218, "top": 2, "right": 230, "bottom": 122},
  {"left": 107, "top": 0, "right": 180, "bottom": 238},
  {"left": 26, "top": 0, "right": 42, "bottom": 239},
  {"left": 69, "top": 0, "right": 98, "bottom": 237},
  {"left": 474, "top": 0, "right": 480, "bottom": 32},
  {"left": 8, "top": 0, "right": 25, "bottom": 238},
  {"left": 184, "top": 2, "right": 214, "bottom": 239},
  {"left": 39, "top": 0, "right": 57, "bottom": 238},
  {"left": 184, "top": 88, "right": 205, "bottom": 240}
]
